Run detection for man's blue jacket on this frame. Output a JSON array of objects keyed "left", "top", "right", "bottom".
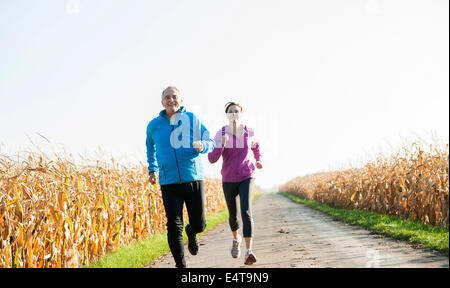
[{"left": 146, "top": 106, "right": 215, "bottom": 185}]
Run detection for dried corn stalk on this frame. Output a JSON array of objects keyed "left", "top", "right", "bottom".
[
  {"left": 0, "top": 153, "right": 226, "bottom": 268},
  {"left": 279, "top": 143, "right": 449, "bottom": 228}
]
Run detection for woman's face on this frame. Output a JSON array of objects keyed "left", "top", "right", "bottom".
[{"left": 226, "top": 105, "right": 241, "bottom": 123}]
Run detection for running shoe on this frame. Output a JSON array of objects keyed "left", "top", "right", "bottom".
[
  {"left": 185, "top": 224, "right": 198, "bottom": 255},
  {"left": 231, "top": 235, "right": 242, "bottom": 258},
  {"left": 244, "top": 249, "right": 257, "bottom": 265}
]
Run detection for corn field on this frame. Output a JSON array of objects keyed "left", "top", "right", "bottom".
[
  {"left": 0, "top": 152, "right": 226, "bottom": 268},
  {"left": 279, "top": 143, "right": 449, "bottom": 228}
]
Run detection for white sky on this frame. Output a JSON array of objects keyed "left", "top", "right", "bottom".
[{"left": 0, "top": 0, "right": 449, "bottom": 189}]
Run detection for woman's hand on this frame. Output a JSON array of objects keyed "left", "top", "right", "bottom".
[
  {"left": 193, "top": 141, "right": 204, "bottom": 152},
  {"left": 256, "top": 160, "right": 263, "bottom": 169}
]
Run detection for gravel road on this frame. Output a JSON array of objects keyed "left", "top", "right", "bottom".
[{"left": 148, "top": 193, "right": 449, "bottom": 268}]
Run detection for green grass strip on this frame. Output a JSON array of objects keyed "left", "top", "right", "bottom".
[
  {"left": 87, "top": 193, "right": 262, "bottom": 268},
  {"left": 87, "top": 208, "right": 230, "bottom": 268},
  {"left": 280, "top": 192, "right": 449, "bottom": 256}
]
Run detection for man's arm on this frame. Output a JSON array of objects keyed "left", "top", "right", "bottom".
[
  {"left": 192, "top": 114, "right": 215, "bottom": 154},
  {"left": 146, "top": 124, "right": 159, "bottom": 184}
]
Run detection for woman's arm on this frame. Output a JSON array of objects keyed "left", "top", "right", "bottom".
[
  {"left": 208, "top": 129, "right": 225, "bottom": 163},
  {"left": 249, "top": 127, "right": 262, "bottom": 162}
]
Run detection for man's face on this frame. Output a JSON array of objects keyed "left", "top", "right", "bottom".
[{"left": 161, "top": 88, "right": 182, "bottom": 116}]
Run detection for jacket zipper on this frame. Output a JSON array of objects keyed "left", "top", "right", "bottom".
[
  {"left": 161, "top": 165, "right": 166, "bottom": 180},
  {"left": 171, "top": 124, "right": 182, "bottom": 183}
]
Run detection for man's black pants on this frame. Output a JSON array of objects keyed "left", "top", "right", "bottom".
[{"left": 160, "top": 180, "right": 206, "bottom": 268}]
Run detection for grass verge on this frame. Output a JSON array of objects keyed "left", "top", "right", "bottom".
[
  {"left": 87, "top": 192, "right": 262, "bottom": 268},
  {"left": 280, "top": 192, "right": 449, "bottom": 256}
]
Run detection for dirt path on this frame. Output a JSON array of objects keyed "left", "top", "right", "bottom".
[{"left": 148, "top": 193, "right": 449, "bottom": 268}]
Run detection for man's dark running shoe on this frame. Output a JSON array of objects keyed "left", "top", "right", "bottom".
[{"left": 185, "top": 224, "right": 199, "bottom": 255}]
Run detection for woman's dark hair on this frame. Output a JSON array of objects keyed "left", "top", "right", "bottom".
[{"left": 224, "top": 102, "right": 243, "bottom": 113}]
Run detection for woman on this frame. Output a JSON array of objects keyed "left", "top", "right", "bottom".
[{"left": 208, "top": 102, "right": 262, "bottom": 265}]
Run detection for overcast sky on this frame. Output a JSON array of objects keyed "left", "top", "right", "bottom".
[{"left": 1, "top": 0, "right": 448, "bottom": 189}]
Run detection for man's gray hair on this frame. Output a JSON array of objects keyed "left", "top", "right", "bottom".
[{"left": 161, "top": 86, "right": 180, "bottom": 100}]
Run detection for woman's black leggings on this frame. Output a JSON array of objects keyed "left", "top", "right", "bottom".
[{"left": 222, "top": 178, "right": 255, "bottom": 238}]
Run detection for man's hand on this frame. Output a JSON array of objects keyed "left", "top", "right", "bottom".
[
  {"left": 256, "top": 160, "right": 263, "bottom": 169},
  {"left": 193, "top": 141, "right": 204, "bottom": 152},
  {"left": 149, "top": 172, "right": 157, "bottom": 185}
]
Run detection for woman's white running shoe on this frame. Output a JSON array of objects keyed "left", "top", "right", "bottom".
[
  {"left": 231, "top": 235, "right": 242, "bottom": 258},
  {"left": 244, "top": 249, "right": 257, "bottom": 265}
]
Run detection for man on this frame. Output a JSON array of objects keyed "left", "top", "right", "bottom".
[{"left": 146, "top": 86, "right": 215, "bottom": 268}]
